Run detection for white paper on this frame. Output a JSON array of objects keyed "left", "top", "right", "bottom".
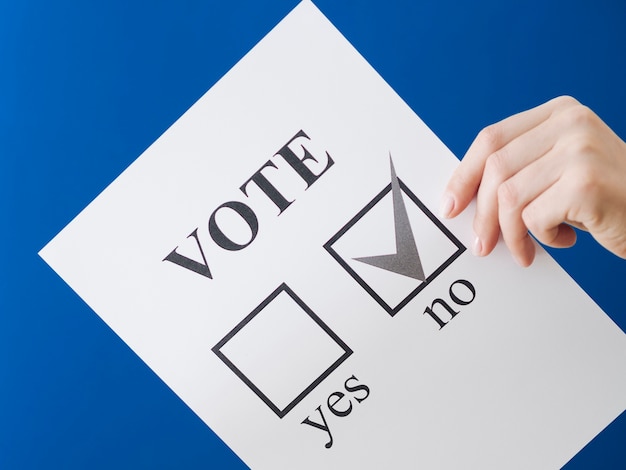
[{"left": 40, "top": 2, "right": 626, "bottom": 468}]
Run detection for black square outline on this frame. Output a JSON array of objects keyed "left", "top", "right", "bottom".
[
  {"left": 324, "top": 179, "right": 466, "bottom": 316},
  {"left": 212, "top": 283, "right": 353, "bottom": 419}
]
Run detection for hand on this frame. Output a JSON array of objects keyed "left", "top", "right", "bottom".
[{"left": 441, "top": 96, "right": 626, "bottom": 266}]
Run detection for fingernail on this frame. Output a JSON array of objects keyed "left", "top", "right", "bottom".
[
  {"left": 472, "top": 236, "right": 483, "bottom": 256},
  {"left": 439, "top": 193, "right": 455, "bottom": 218}
]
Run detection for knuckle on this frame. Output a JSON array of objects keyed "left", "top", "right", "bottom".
[
  {"left": 497, "top": 180, "right": 519, "bottom": 209},
  {"left": 553, "top": 136, "right": 594, "bottom": 169},
  {"left": 552, "top": 95, "right": 579, "bottom": 109},
  {"left": 564, "top": 165, "right": 603, "bottom": 225},
  {"left": 476, "top": 124, "right": 503, "bottom": 154},
  {"left": 570, "top": 164, "right": 600, "bottom": 199},
  {"left": 484, "top": 149, "right": 509, "bottom": 181},
  {"left": 568, "top": 135, "right": 599, "bottom": 160},
  {"left": 559, "top": 104, "right": 598, "bottom": 129}
]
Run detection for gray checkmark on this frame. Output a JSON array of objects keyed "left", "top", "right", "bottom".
[{"left": 353, "top": 156, "right": 425, "bottom": 281}]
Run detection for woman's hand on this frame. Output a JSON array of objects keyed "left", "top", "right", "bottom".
[{"left": 441, "top": 96, "right": 626, "bottom": 266}]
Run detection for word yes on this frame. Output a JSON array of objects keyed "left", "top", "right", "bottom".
[{"left": 301, "top": 375, "right": 370, "bottom": 449}]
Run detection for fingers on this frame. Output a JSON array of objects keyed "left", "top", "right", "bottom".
[
  {"left": 474, "top": 114, "right": 563, "bottom": 257},
  {"left": 495, "top": 138, "right": 569, "bottom": 266},
  {"left": 442, "top": 96, "right": 579, "bottom": 219},
  {"left": 440, "top": 96, "right": 626, "bottom": 265},
  {"left": 496, "top": 152, "right": 581, "bottom": 266}
]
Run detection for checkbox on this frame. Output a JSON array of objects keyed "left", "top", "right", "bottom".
[
  {"left": 213, "top": 283, "right": 352, "bottom": 418},
  {"left": 325, "top": 178, "right": 465, "bottom": 316}
]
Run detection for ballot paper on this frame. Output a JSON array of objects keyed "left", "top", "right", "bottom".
[{"left": 40, "top": 1, "right": 626, "bottom": 468}]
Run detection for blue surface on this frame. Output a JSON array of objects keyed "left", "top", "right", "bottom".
[{"left": 2, "top": 0, "right": 625, "bottom": 468}]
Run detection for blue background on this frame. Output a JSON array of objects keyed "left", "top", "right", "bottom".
[{"left": 2, "top": 0, "right": 625, "bottom": 468}]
